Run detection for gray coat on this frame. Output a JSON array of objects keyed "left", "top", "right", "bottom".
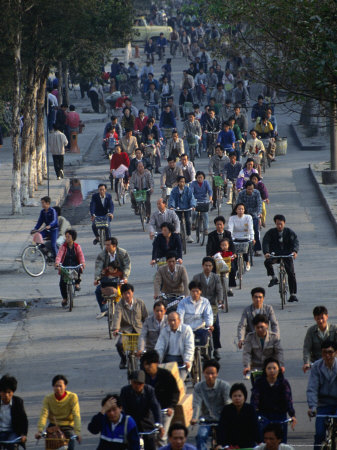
[
  {"left": 112, "top": 297, "right": 148, "bottom": 334},
  {"left": 307, "top": 358, "right": 337, "bottom": 409},
  {"left": 303, "top": 324, "right": 337, "bottom": 364},
  {"left": 155, "top": 323, "right": 195, "bottom": 364},
  {"left": 160, "top": 165, "right": 183, "bottom": 188},
  {"left": 149, "top": 208, "right": 181, "bottom": 234},
  {"left": 138, "top": 314, "right": 168, "bottom": 352},
  {"left": 154, "top": 264, "right": 189, "bottom": 297},
  {"left": 243, "top": 330, "right": 284, "bottom": 369},
  {"left": 94, "top": 247, "right": 131, "bottom": 280},
  {"left": 192, "top": 272, "right": 223, "bottom": 314},
  {"left": 237, "top": 304, "right": 280, "bottom": 341}
]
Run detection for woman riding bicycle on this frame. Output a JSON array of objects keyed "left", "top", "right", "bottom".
[
  {"left": 250, "top": 173, "right": 269, "bottom": 228},
  {"left": 109, "top": 144, "right": 130, "bottom": 199},
  {"left": 190, "top": 171, "right": 213, "bottom": 235},
  {"left": 245, "top": 129, "right": 266, "bottom": 176},
  {"left": 151, "top": 222, "right": 182, "bottom": 266},
  {"left": 227, "top": 203, "right": 254, "bottom": 272},
  {"left": 55, "top": 229, "right": 85, "bottom": 308},
  {"left": 236, "top": 157, "right": 258, "bottom": 191}
]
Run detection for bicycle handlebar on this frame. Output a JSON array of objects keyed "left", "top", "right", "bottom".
[
  {"left": 315, "top": 414, "right": 337, "bottom": 418},
  {"left": 269, "top": 253, "right": 294, "bottom": 259},
  {"left": 139, "top": 427, "right": 160, "bottom": 436},
  {"left": 0, "top": 436, "right": 22, "bottom": 444},
  {"left": 174, "top": 207, "right": 193, "bottom": 211},
  {"left": 59, "top": 264, "right": 83, "bottom": 269}
]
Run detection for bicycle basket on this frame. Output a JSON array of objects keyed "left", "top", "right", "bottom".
[
  {"left": 213, "top": 175, "right": 224, "bottom": 187},
  {"left": 121, "top": 333, "right": 139, "bottom": 352},
  {"left": 60, "top": 267, "right": 78, "bottom": 283},
  {"left": 134, "top": 190, "right": 147, "bottom": 202},
  {"left": 233, "top": 241, "right": 250, "bottom": 254},
  {"left": 95, "top": 217, "right": 109, "bottom": 228},
  {"left": 195, "top": 202, "right": 209, "bottom": 212},
  {"left": 187, "top": 134, "right": 197, "bottom": 145}
]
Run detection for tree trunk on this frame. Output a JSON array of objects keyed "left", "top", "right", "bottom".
[
  {"left": 58, "top": 60, "right": 63, "bottom": 105},
  {"left": 28, "top": 69, "right": 40, "bottom": 197},
  {"left": 330, "top": 101, "right": 337, "bottom": 171},
  {"left": 36, "top": 67, "right": 48, "bottom": 185},
  {"left": 11, "top": 36, "right": 22, "bottom": 215},
  {"left": 63, "top": 61, "right": 70, "bottom": 106}
]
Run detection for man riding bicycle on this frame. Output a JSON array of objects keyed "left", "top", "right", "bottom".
[
  {"left": 262, "top": 214, "right": 299, "bottom": 303},
  {"left": 33, "top": 196, "right": 59, "bottom": 258},
  {"left": 208, "top": 145, "right": 229, "bottom": 211},
  {"left": 90, "top": 184, "right": 114, "bottom": 246}
]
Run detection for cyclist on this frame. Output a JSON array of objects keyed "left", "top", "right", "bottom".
[
  {"left": 163, "top": 423, "right": 196, "bottom": 450},
  {"left": 232, "top": 81, "right": 250, "bottom": 111},
  {"left": 206, "top": 68, "right": 218, "bottom": 102},
  {"left": 154, "top": 251, "right": 189, "bottom": 299},
  {"left": 244, "top": 129, "right": 265, "bottom": 176},
  {"left": 129, "top": 148, "right": 151, "bottom": 176},
  {"left": 0, "top": 374, "right": 28, "bottom": 448},
  {"left": 157, "top": 33, "right": 167, "bottom": 61},
  {"left": 237, "top": 287, "right": 279, "bottom": 349},
  {"left": 204, "top": 108, "right": 220, "bottom": 157},
  {"left": 90, "top": 184, "right": 114, "bottom": 246},
  {"left": 228, "top": 117, "right": 243, "bottom": 160},
  {"left": 149, "top": 198, "right": 180, "bottom": 239},
  {"left": 208, "top": 145, "right": 229, "bottom": 211},
  {"left": 169, "top": 29, "right": 179, "bottom": 56},
  {"left": 192, "top": 259, "right": 222, "bottom": 360},
  {"left": 233, "top": 104, "right": 248, "bottom": 144},
  {"left": 223, "top": 152, "right": 242, "bottom": 205},
  {"left": 303, "top": 306, "right": 337, "bottom": 373},
  {"left": 159, "top": 76, "right": 173, "bottom": 107},
  {"left": 183, "top": 112, "right": 202, "bottom": 159},
  {"left": 250, "top": 173, "right": 269, "bottom": 227},
  {"left": 191, "top": 360, "right": 230, "bottom": 450},
  {"left": 144, "top": 40, "right": 156, "bottom": 64},
  {"left": 168, "top": 175, "right": 197, "bottom": 244},
  {"left": 237, "top": 180, "right": 263, "bottom": 256},
  {"left": 243, "top": 314, "right": 284, "bottom": 376},
  {"left": 251, "top": 95, "right": 268, "bottom": 122},
  {"left": 88, "top": 394, "right": 139, "bottom": 450},
  {"left": 161, "top": 157, "right": 183, "bottom": 192},
  {"left": 141, "top": 351, "right": 180, "bottom": 446},
  {"left": 236, "top": 158, "right": 258, "bottom": 191},
  {"left": 134, "top": 110, "right": 148, "bottom": 135},
  {"left": 112, "top": 283, "right": 148, "bottom": 369},
  {"left": 143, "top": 73, "right": 159, "bottom": 94},
  {"left": 138, "top": 301, "right": 168, "bottom": 355},
  {"left": 94, "top": 237, "right": 131, "bottom": 319},
  {"left": 262, "top": 214, "right": 299, "bottom": 303},
  {"left": 216, "top": 121, "right": 235, "bottom": 153},
  {"left": 110, "top": 144, "right": 130, "bottom": 195},
  {"left": 194, "top": 67, "right": 207, "bottom": 104},
  {"left": 254, "top": 423, "right": 294, "bottom": 450},
  {"left": 120, "top": 129, "right": 138, "bottom": 160},
  {"left": 129, "top": 161, "right": 154, "bottom": 221},
  {"left": 190, "top": 171, "right": 213, "bottom": 235},
  {"left": 166, "top": 130, "right": 185, "bottom": 160},
  {"left": 144, "top": 83, "right": 160, "bottom": 120},
  {"left": 33, "top": 196, "right": 58, "bottom": 258},
  {"left": 55, "top": 229, "right": 85, "bottom": 308},
  {"left": 179, "top": 88, "right": 194, "bottom": 121},
  {"left": 151, "top": 222, "right": 182, "bottom": 265},
  {"left": 155, "top": 311, "right": 195, "bottom": 381},
  {"left": 176, "top": 153, "right": 196, "bottom": 185},
  {"left": 121, "top": 109, "right": 136, "bottom": 133},
  {"left": 35, "top": 374, "right": 81, "bottom": 449},
  {"left": 159, "top": 104, "right": 176, "bottom": 130},
  {"left": 128, "top": 61, "right": 139, "bottom": 92},
  {"left": 206, "top": 216, "right": 233, "bottom": 258},
  {"left": 307, "top": 340, "right": 337, "bottom": 448}
]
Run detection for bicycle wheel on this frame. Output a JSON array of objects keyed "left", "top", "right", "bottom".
[
  {"left": 139, "top": 203, "right": 146, "bottom": 232},
  {"left": 99, "top": 228, "right": 105, "bottom": 250},
  {"left": 249, "top": 242, "right": 254, "bottom": 267},
  {"left": 192, "top": 348, "right": 202, "bottom": 386},
  {"left": 120, "top": 182, "right": 126, "bottom": 205},
  {"left": 238, "top": 255, "right": 243, "bottom": 289},
  {"left": 108, "top": 300, "right": 114, "bottom": 339},
  {"left": 231, "top": 187, "right": 237, "bottom": 209},
  {"left": 221, "top": 273, "right": 229, "bottom": 313},
  {"left": 195, "top": 213, "right": 200, "bottom": 244},
  {"left": 189, "top": 145, "right": 196, "bottom": 164},
  {"left": 22, "top": 245, "right": 46, "bottom": 277},
  {"left": 262, "top": 154, "right": 266, "bottom": 173},
  {"left": 200, "top": 214, "right": 205, "bottom": 246},
  {"left": 216, "top": 187, "right": 222, "bottom": 216},
  {"left": 279, "top": 269, "right": 286, "bottom": 309},
  {"left": 117, "top": 180, "right": 122, "bottom": 206},
  {"left": 180, "top": 218, "right": 187, "bottom": 254},
  {"left": 67, "top": 283, "right": 74, "bottom": 312}
]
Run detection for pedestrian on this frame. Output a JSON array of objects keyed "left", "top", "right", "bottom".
[{"left": 49, "top": 124, "right": 68, "bottom": 180}]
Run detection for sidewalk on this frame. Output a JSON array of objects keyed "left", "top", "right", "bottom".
[{"left": 0, "top": 90, "right": 107, "bottom": 272}]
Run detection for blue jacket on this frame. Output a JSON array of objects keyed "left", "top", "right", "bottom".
[
  {"left": 307, "top": 358, "right": 337, "bottom": 409},
  {"left": 35, "top": 207, "right": 58, "bottom": 230},
  {"left": 88, "top": 411, "right": 140, "bottom": 450},
  {"left": 217, "top": 130, "right": 235, "bottom": 148},
  {"left": 159, "top": 111, "right": 176, "bottom": 129},
  {"left": 168, "top": 186, "right": 196, "bottom": 210},
  {"left": 190, "top": 180, "right": 212, "bottom": 202},
  {"left": 90, "top": 192, "right": 114, "bottom": 216}
]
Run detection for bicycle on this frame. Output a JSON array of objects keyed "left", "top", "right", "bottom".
[
  {"left": 315, "top": 414, "right": 337, "bottom": 450},
  {"left": 233, "top": 240, "right": 253, "bottom": 289},
  {"left": 268, "top": 253, "right": 294, "bottom": 309},
  {"left": 110, "top": 171, "right": 128, "bottom": 206},
  {"left": 0, "top": 436, "right": 22, "bottom": 449},
  {"left": 197, "top": 418, "right": 219, "bottom": 449},
  {"left": 156, "top": 292, "right": 185, "bottom": 314},
  {"left": 206, "top": 131, "right": 218, "bottom": 158},
  {"left": 94, "top": 215, "right": 110, "bottom": 250},
  {"left": 22, "top": 229, "right": 54, "bottom": 277},
  {"left": 191, "top": 328, "right": 213, "bottom": 386},
  {"left": 59, "top": 264, "right": 83, "bottom": 312},
  {"left": 219, "top": 256, "right": 233, "bottom": 313},
  {"left": 195, "top": 202, "right": 210, "bottom": 246},
  {"left": 174, "top": 207, "right": 193, "bottom": 254},
  {"left": 139, "top": 427, "right": 160, "bottom": 450},
  {"left": 212, "top": 175, "right": 225, "bottom": 216},
  {"left": 133, "top": 189, "right": 151, "bottom": 232},
  {"left": 161, "top": 186, "right": 172, "bottom": 203},
  {"left": 38, "top": 431, "right": 78, "bottom": 449},
  {"left": 186, "top": 134, "right": 199, "bottom": 165},
  {"left": 117, "top": 332, "right": 140, "bottom": 377}
]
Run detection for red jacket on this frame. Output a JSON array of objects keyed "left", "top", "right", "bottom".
[
  {"left": 134, "top": 116, "right": 148, "bottom": 132},
  {"left": 55, "top": 242, "right": 85, "bottom": 265},
  {"left": 110, "top": 152, "right": 130, "bottom": 170}
]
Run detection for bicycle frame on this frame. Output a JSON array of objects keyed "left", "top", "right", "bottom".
[{"left": 269, "top": 254, "right": 293, "bottom": 309}]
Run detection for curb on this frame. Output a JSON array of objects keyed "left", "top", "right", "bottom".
[
  {"left": 82, "top": 117, "right": 107, "bottom": 125},
  {"left": 290, "top": 124, "right": 324, "bottom": 151},
  {"left": 308, "top": 164, "right": 337, "bottom": 236}
]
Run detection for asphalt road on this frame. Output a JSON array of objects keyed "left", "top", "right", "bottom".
[{"left": 1, "top": 51, "right": 336, "bottom": 449}]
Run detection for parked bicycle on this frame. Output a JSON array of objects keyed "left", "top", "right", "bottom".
[
  {"left": 133, "top": 189, "right": 151, "bottom": 232},
  {"left": 268, "top": 253, "right": 294, "bottom": 309},
  {"left": 195, "top": 202, "right": 210, "bottom": 246},
  {"left": 117, "top": 332, "right": 140, "bottom": 377},
  {"left": 22, "top": 229, "right": 54, "bottom": 277},
  {"left": 233, "top": 240, "right": 253, "bottom": 289},
  {"left": 59, "top": 264, "right": 83, "bottom": 312},
  {"left": 94, "top": 215, "right": 110, "bottom": 250},
  {"left": 174, "top": 207, "right": 193, "bottom": 254}
]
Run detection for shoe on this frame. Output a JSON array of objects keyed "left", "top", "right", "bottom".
[
  {"left": 288, "top": 295, "right": 298, "bottom": 303},
  {"left": 246, "top": 262, "right": 251, "bottom": 271},
  {"left": 227, "top": 289, "right": 234, "bottom": 297},
  {"left": 187, "top": 235, "right": 194, "bottom": 243},
  {"left": 93, "top": 238, "right": 99, "bottom": 245},
  {"left": 119, "top": 361, "right": 127, "bottom": 369},
  {"left": 61, "top": 300, "right": 68, "bottom": 307},
  {"left": 226, "top": 201, "right": 232, "bottom": 205},
  {"left": 57, "top": 176, "right": 61, "bottom": 180},
  {"left": 96, "top": 311, "right": 108, "bottom": 319},
  {"left": 254, "top": 251, "right": 262, "bottom": 257},
  {"left": 213, "top": 349, "right": 221, "bottom": 361},
  {"left": 60, "top": 169, "right": 64, "bottom": 179},
  {"left": 211, "top": 206, "right": 216, "bottom": 211},
  {"left": 75, "top": 285, "right": 81, "bottom": 292},
  {"left": 268, "top": 277, "right": 279, "bottom": 287}
]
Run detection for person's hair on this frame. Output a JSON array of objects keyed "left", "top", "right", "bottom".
[
  {"left": 215, "top": 144, "right": 223, "bottom": 152},
  {"left": 54, "top": 206, "right": 61, "bottom": 216},
  {"left": 313, "top": 306, "right": 328, "bottom": 316},
  {"left": 202, "top": 256, "right": 215, "bottom": 269},
  {"left": 195, "top": 170, "right": 205, "bottom": 179},
  {"left": 98, "top": 183, "right": 107, "bottom": 189},
  {"left": 231, "top": 202, "right": 246, "bottom": 216},
  {"left": 65, "top": 229, "right": 77, "bottom": 241},
  {"left": 52, "top": 374, "right": 68, "bottom": 386},
  {"left": 217, "top": 82, "right": 223, "bottom": 88},
  {"left": 245, "top": 180, "right": 255, "bottom": 189},
  {"left": 167, "top": 155, "right": 175, "bottom": 162},
  {"left": 160, "top": 197, "right": 167, "bottom": 205},
  {"left": 273, "top": 214, "right": 286, "bottom": 223},
  {"left": 229, "top": 151, "right": 236, "bottom": 158},
  {"left": 258, "top": 94, "right": 264, "bottom": 100},
  {"left": 214, "top": 215, "right": 225, "bottom": 225},
  {"left": 222, "top": 121, "right": 229, "bottom": 127},
  {"left": 168, "top": 423, "right": 188, "bottom": 437},
  {"left": 111, "top": 115, "right": 117, "bottom": 121},
  {"left": 321, "top": 340, "right": 337, "bottom": 350},
  {"left": 246, "top": 157, "right": 254, "bottom": 164},
  {"left": 105, "top": 237, "right": 118, "bottom": 246},
  {"left": 107, "top": 261, "right": 119, "bottom": 270},
  {"left": 219, "top": 238, "right": 230, "bottom": 247},
  {"left": 249, "top": 128, "right": 257, "bottom": 135},
  {"left": 180, "top": 153, "right": 188, "bottom": 158},
  {"left": 252, "top": 314, "right": 268, "bottom": 326},
  {"left": 135, "top": 148, "right": 143, "bottom": 154},
  {"left": 153, "top": 300, "right": 166, "bottom": 309},
  {"left": 0, "top": 374, "right": 17, "bottom": 392},
  {"left": 263, "top": 422, "right": 283, "bottom": 440},
  {"left": 160, "top": 221, "right": 175, "bottom": 233},
  {"left": 188, "top": 280, "right": 202, "bottom": 291},
  {"left": 148, "top": 72, "right": 154, "bottom": 77},
  {"left": 250, "top": 173, "right": 261, "bottom": 182},
  {"left": 230, "top": 382, "right": 247, "bottom": 400},
  {"left": 121, "top": 283, "right": 134, "bottom": 294},
  {"left": 234, "top": 103, "right": 242, "bottom": 108},
  {"left": 141, "top": 350, "right": 160, "bottom": 365},
  {"left": 101, "top": 393, "right": 121, "bottom": 408},
  {"left": 69, "top": 105, "right": 75, "bottom": 111},
  {"left": 172, "top": 130, "right": 178, "bottom": 135},
  {"left": 203, "top": 359, "right": 220, "bottom": 372},
  {"left": 166, "top": 250, "right": 177, "bottom": 260},
  {"left": 138, "top": 109, "right": 144, "bottom": 115},
  {"left": 188, "top": 112, "right": 195, "bottom": 117},
  {"left": 41, "top": 196, "right": 51, "bottom": 204},
  {"left": 251, "top": 287, "right": 265, "bottom": 297},
  {"left": 262, "top": 357, "right": 281, "bottom": 377},
  {"left": 177, "top": 175, "right": 186, "bottom": 182}
]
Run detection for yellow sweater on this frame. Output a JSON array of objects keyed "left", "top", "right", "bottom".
[{"left": 37, "top": 391, "right": 81, "bottom": 434}]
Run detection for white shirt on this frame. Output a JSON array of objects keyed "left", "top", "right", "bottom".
[
  {"left": 168, "top": 325, "right": 183, "bottom": 355},
  {"left": 48, "top": 92, "right": 58, "bottom": 107},
  {"left": 109, "top": 252, "right": 116, "bottom": 263},
  {"left": 0, "top": 401, "right": 12, "bottom": 432},
  {"left": 227, "top": 214, "right": 254, "bottom": 241},
  {"left": 125, "top": 299, "right": 134, "bottom": 310},
  {"left": 100, "top": 195, "right": 106, "bottom": 207}
]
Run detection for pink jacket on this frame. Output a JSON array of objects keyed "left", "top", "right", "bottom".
[{"left": 55, "top": 242, "right": 85, "bottom": 265}]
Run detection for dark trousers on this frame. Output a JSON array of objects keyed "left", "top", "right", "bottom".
[
  {"left": 264, "top": 257, "right": 297, "bottom": 294},
  {"left": 252, "top": 216, "right": 261, "bottom": 251},
  {"left": 89, "top": 91, "right": 99, "bottom": 113},
  {"left": 176, "top": 210, "right": 192, "bottom": 236},
  {"left": 213, "top": 313, "right": 221, "bottom": 349},
  {"left": 41, "top": 228, "right": 58, "bottom": 257},
  {"left": 95, "top": 285, "right": 107, "bottom": 312},
  {"left": 52, "top": 154, "right": 64, "bottom": 178}
]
